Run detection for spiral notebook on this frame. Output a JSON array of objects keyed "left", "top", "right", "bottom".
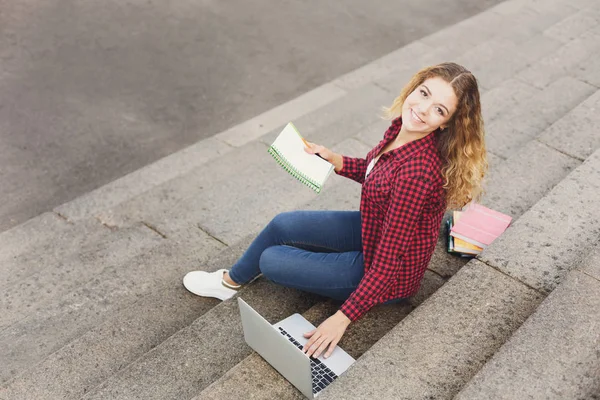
[{"left": 268, "top": 122, "right": 334, "bottom": 193}]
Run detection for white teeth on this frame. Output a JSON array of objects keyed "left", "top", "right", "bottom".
[{"left": 412, "top": 109, "right": 424, "bottom": 123}]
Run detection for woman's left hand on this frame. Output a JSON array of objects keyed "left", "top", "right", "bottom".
[{"left": 303, "top": 310, "right": 351, "bottom": 359}]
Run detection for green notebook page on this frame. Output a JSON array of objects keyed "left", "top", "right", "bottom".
[{"left": 268, "top": 122, "right": 334, "bottom": 193}]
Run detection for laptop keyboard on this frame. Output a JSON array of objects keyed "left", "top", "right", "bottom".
[{"left": 278, "top": 327, "right": 339, "bottom": 395}]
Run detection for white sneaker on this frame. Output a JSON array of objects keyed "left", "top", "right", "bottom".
[{"left": 183, "top": 269, "right": 241, "bottom": 300}]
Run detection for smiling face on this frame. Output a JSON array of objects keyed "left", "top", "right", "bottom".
[{"left": 401, "top": 76, "right": 458, "bottom": 134}]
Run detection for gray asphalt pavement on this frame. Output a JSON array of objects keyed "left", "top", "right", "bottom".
[{"left": 0, "top": 0, "right": 503, "bottom": 231}]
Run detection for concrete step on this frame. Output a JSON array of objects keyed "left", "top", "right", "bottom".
[
  {"left": 0, "top": 222, "right": 162, "bottom": 331},
  {"left": 477, "top": 152, "right": 600, "bottom": 295},
  {"left": 57, "top": 82, "right": 388, "bottom": 229},
  {"left": 573, "top": 51, "right": 600, "bottom": 88},
  {"left": 52, "top": 80, "right": 352, "bottom": 223},
  {"left": 485, "top": 75, "right": 595, "bottom": 160},
  {"left": 74, "top": 280, "right": 320, "bottom": 400},
  {"left": 90, "top": 85, "right": 387, "bottom": 244},
  {"left": 517, "top": 15, "right": 600, "bottom": 89},
  {"left": 0, "top": 212, "right": 69, "bottom": 263},
  {"left": 0, "top": 213, "right": 105, "bottom": 286},
  {"left": 372, "top": 6, "right": 590, "bottom": 94},
  {"left": 317, "top": 144, "right": 600, "bottom": 399},
  {"left": 537, "top": 88, "right": 600, "bottom": 161},
  {"left": 0, "top": 234, "right": 251, "bottom": 399},
  {"left": 94, "top": 131, "right": 371, "bottom": 247},
  {"left": 455, "top": 246, "right": 600, "bottom": 400},
  {"left": 0, "top": 227, "right": 224, "bottom": 384}
]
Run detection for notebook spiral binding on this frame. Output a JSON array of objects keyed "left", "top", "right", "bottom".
[{"left": 268, "top": 146, "right": 322, "bottom": 193}]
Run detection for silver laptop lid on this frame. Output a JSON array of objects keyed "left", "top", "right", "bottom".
[{"left": 238, "top": 298, "right": 314, "bottom": 399}]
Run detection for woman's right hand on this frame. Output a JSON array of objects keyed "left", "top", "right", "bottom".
[{"left": 304, "top": 142, "right": 344, "bottom": 172}]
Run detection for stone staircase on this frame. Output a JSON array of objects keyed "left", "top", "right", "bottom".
[
  {"left": 2, "top": 0, "right": 600, "bottom": 398},
  {"left": 454, "top": 248, "right": 600, "bottom": 400}
]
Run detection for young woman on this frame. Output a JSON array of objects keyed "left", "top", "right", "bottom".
[{"left": 183, "top": 62, "right": 487, "bottom": 360}]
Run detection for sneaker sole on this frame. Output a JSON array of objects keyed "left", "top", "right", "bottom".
[{"left": 182, "top": 278, "right": 236, "bottom": 301}]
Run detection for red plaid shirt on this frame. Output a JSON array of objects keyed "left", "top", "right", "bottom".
[{"left": 337, "top": 117, "right": 447, "bottom": 321}]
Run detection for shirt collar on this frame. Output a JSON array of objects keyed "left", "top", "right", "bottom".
[{"left": 376, "top": 117, "right": 439, "bottom": 165}]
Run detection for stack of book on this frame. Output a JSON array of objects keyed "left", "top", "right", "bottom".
[{"left": 447, "top": 203, "right": 512, "bottom": 258}]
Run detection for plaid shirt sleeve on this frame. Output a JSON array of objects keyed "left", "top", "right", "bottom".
[
  {"left": 335, "top": 117, "right": 403, "bottom": 184},
  {"left": 340, "top": 175, "right": 432, "bottom": 321},
  {"left": 335, "top": 155, "right": 367, "bottom": 184}
]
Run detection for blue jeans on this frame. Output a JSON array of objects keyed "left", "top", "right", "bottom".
[{"left": 229, "top": 210, "right": 406, "bottom": 304}]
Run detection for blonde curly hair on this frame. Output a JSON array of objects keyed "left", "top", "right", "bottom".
[{"left": 384, "top": 62, "right": 488, "bottom": 209}]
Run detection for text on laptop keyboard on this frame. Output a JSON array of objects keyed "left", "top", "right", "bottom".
[{"left": 278, "top": 327, "right": 338, "bottom": 394}]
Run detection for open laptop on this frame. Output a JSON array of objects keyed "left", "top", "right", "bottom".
[{"left": 238, "top": 298, "right": 355, "bottom": 398}]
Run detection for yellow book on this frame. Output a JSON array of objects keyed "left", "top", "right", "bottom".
[{"left": 452, "top": 211, "right": 484, "bottom": 254}]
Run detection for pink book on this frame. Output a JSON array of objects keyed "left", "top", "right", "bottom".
[{"left": 450, "top": 203, "right": 512, "bottom": 248}]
